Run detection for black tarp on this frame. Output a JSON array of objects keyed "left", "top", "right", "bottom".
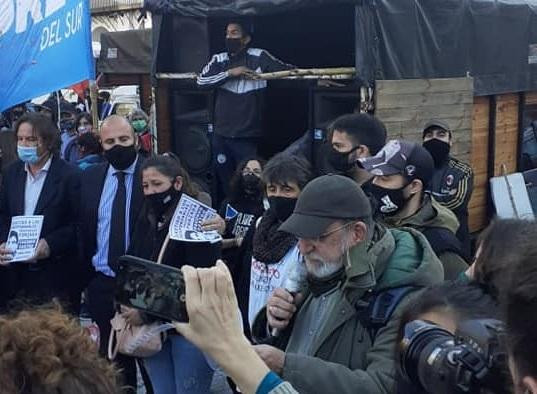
[
  {"left": 98, "top": 30, "right": 152, "bottom": 74},
  {"left": 144, "top": 0, "right": 359, "bottom": 16},
  {"left": 148, "top": 0, "right": 537, "bottom": 95},
  {"left": 362, "top": 0, "right": 537, "bottom": 95}
]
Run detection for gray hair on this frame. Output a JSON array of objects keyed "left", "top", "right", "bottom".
[{"left": 128, "top": 109, "right": 149, "bottom": 122}]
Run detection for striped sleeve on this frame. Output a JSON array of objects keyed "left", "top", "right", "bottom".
[
  {"left": 444, "top": 162, "right": 474, "bottom": 211},
  {"left": 197, "top": 54, "right": 229, "bottom": 87}
]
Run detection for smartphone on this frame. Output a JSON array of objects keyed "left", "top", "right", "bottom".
[{"left": 115, "top": 255, "right": 188, "bottom": 322}]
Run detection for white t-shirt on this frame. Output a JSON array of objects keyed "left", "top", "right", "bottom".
[{"left": 248, "top": 244, "right": 301, "bottom": 328}]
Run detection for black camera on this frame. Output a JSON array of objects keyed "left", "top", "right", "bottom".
[{"left": 399, "top": 319, "right": 510, "bottom": 394}]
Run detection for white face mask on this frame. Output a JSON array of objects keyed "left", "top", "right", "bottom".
[{"left": 78, "top": 125, "right": 91, "bottom": 134}]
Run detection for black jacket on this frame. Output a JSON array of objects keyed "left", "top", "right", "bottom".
[
  {"left": 78, "top": 158, "right": 145, "bottom": 285},
  {"left": 128, "top": 199, "right": 221, "bottom": 270},
  {"left": 0, "top": 156, "right": 80, "bottom": 306},
  {"left": 197, "top": 48, "right": 293, "bottom": 138},
  {"left": 428, "top": 156, "right": 473, "bottom": 257}
]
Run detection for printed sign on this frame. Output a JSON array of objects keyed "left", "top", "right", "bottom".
[
  {"left": 169, "top": 195, "right": 222, "bottom": 243},
  {"left": 0, "top": 0, "right": 94, "bottom": 112},
  {"left": 5, "top": 215, "right": 44, "bottom": 262}
]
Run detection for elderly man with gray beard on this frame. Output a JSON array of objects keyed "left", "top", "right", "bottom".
[{"left": 250, "top": 174, "right": 444, "bottom": 394}]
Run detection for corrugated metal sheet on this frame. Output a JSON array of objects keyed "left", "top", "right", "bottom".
[{"left": 91, "top": 0, "right": 143, "bottom": 14}]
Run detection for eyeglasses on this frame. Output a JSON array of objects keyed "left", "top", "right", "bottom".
[{"left": 311, "top": 221, "right": 360, "bottom": 243}]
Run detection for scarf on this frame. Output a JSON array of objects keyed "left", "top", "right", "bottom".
[
  {"left": 253, "top": 209, "right": 297, "bottom": 263},
  {"left": 307, "top": 267, "right": 346, "bottom": 297}
]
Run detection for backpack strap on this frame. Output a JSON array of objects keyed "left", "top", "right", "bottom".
[
  {"left": 357, "top": 286, "right": 417, "bottom": 341},
  {"left": 421, "top": 227, "right": 466, "bottom": 261}
]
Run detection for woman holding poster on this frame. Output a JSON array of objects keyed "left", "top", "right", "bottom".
[{"left": 127, "top": 154, "right": 221, "bottom": 394}]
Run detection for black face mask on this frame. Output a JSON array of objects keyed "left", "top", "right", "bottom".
[
  {"left": 268, "top": 196, "right": 297, "bottom": 222},
  {"left": 368, "top": 183, "right": 408, "bottom": 217},
  {"left": 60, "top": 119, "right": 75, "bottom": 134},
  {"left": 104, "top": 144, "right": 137, "bottom": 170},
  {"left": 226, "top": 38, "right": 243, "bottom": 54},
  {"left": 242, "top": 174, "right": 261, "bottom": 195},
  {"left": 327, "top": 146, "right": 359, "bottom": 174},
  {"left": 423, "top": 139, "right": 450, "bottom": 167},
  {"left": 146, "top": 187, "right": 181, "bottom": 216}
]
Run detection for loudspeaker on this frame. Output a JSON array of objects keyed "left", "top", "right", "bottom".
[
  {"left": 172, "top": 91, "right": 214, "bottom": 193},
  {"left": 311, "top": 87, "right": 361, "bottom": 129},
  {"left": 309, "top": 87, "right": 361, "bottom": 174}
]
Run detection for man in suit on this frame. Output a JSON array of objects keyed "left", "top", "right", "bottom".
[
  {"left": 79, "top": 115, "right": 144, "bottom": 392},
  {"left": 0, "top": 113, "right": 80, "bottom": 311}
]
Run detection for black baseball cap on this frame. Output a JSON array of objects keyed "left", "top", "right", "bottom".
[
  {"left": 357, "top": 140, "right": 434, "bottom": 186},
  {"left": 279, "top": 174, "right": 372, "bottom": 238},
  {"left": 422, "top": 120, "right": 452, "bottom": 138}
]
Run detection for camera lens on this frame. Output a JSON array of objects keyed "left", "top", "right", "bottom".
[{"left": 400, "top": 320, "right": 454, "bottom": 392}]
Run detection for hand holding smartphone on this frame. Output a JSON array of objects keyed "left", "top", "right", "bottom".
[{"left": 115, "top": 256, "right": 189, "bottom": 322}]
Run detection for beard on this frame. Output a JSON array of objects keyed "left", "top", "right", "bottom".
[{"left": 304, "top": 252, "right": 344, "bottom": 279}]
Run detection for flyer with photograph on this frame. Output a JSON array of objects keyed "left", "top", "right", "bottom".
[
  {"left": 169, "top": 195, "right": 222, "bottom": 243},
  {"left": 5, "top": 215, "right": 44, "bottom": 262}
]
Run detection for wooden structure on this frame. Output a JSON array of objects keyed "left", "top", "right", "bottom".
[{"left": 376, "top": 77, "right": 536, "bottom": 232}]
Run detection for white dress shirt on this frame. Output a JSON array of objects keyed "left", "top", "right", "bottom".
[
  {"left": 92, "top": 157, "right": 138, "bottom": 277},
  {"left": 24, "top": 157, "right": 52, "bottom": 215}
]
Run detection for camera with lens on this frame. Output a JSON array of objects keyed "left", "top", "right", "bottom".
[{"left": 399, "top": 319, "right": 510, "bottom": 394}]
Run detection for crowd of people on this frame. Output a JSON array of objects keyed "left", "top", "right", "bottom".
[{"left": 0, "top": 20, "right": 534, "bottom": 394}]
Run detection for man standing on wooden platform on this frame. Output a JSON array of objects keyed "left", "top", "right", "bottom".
[
  {"left": 422, "top": 120, "right": 474, "bottom": 258},
  {"left": 197, "top": 21, "right": 294, "bottom": 200}
]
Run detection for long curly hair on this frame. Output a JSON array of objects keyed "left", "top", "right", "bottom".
[{"left": 0, "top": 305, "right": 120, "bottom": 394}]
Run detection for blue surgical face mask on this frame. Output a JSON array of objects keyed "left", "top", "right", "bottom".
[{"left": 17, "top": 145, "right": 40, "bottom": 164}]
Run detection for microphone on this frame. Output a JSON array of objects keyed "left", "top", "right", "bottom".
[{"left": 271, "top": 258, "right": 308, "bottom": 337}]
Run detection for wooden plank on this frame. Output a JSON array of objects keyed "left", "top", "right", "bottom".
[
  {"left": 376, "top": 91, "right": 473, "bottom": 109},
  {"left": 377, "top": 104, "right": 473, "bottom": 123},
  {"left": 468, "top": 96, "right": 490, "bottom": 233},
  {"left": 376, "top": 78, "right": 473, "bottom": 95},
  {"left": 494, "top": 94, "right": 519, "bottom": 175},
  {"left": 526, "top": 92, "right": 537, "bottom": 105},
  {"left": 376, "top": 77, "right": 474, "bottom": 171}
]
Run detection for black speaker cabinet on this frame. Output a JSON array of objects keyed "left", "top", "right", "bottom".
[
  {"left": 310, "top": 87, "right": 361, "bottom": 129},
  {"left": 172, "top": 91, "right": 214, "bottom": 193},
  {"left": 309, "top": 87, "right": 361, "bottom": 174}
]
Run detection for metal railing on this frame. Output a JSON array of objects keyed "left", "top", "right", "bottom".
[{"left": 90, "top": 0, "right": 144, "bottom": 14}]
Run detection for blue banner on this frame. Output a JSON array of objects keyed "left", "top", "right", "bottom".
[{"left": 0, "top": 0, "right": 94, "bottom": 112}]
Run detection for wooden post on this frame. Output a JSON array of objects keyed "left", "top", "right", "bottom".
[{"left": 89, "top": 81, "right": 99, "bottom": 132}]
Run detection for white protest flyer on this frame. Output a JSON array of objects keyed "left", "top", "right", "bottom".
[
  {"left": 5, "top": 216, "right": 44, "bottom": 262},
  {"left": 169, "top": 195, "right": 223, "bottom": 243}
]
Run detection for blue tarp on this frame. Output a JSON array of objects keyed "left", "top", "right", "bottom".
[{"left": 0, "top": 0, "right": 94, "bottom": 112}]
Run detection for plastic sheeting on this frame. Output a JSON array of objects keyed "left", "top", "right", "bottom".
[
  {"left": 143, "top": 0, "right": 359, "bottom": 16},
  {"left": 364, "top": 0, "right": 537, "bottom": 95},
  {"left": 98, "top": 30, "right": 152, "bottom": 74}
]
